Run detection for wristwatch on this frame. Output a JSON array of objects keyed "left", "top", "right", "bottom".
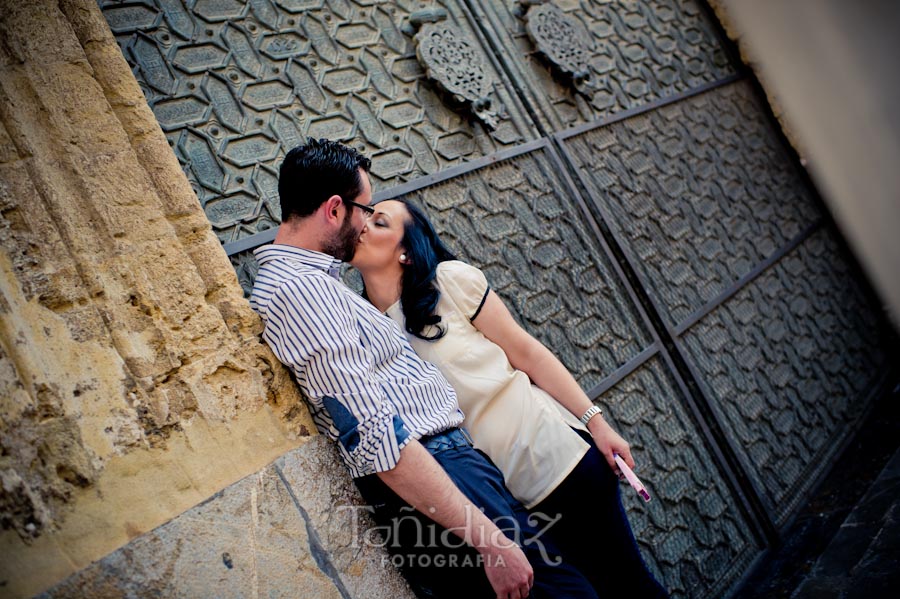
[{"left": 580, "top": 405, "right": 603, "bottom": 426}]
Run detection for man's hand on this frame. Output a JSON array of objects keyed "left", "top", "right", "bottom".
[
  {"left": 377, "top": 441, "right": 535, "bottom": 597},
  {"left": 588, "top": 415, "right": 634, "bottom": 474},
  {"left": 480, "top": 533, "right": 534, "bottom": 599}
]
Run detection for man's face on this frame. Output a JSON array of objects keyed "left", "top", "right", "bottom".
[{"left": 324, "top": 168, "right": 372, "bottom": 262}]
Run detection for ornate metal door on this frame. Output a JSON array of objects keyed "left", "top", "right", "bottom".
[{"left": 101, "top": 1, "right": 889, "bottom": 596}]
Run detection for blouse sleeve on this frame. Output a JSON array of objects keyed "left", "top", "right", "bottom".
[{"left": 435, "top": 260, "right": 491, "bottom": 321}]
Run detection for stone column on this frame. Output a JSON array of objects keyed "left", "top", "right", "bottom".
[{"left": 0, "top": 2, "right": 407, "bottom": 596}]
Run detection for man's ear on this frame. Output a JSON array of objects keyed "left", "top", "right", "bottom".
[{"left": 320, "top": 195, "right": 344, "bottom": 225}]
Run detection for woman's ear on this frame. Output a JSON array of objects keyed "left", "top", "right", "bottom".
[{"left": 399, "top": 250, "right": 412, "bottom": 265}]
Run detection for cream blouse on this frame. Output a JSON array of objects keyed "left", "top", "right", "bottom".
[{"left": 386, "top": 260, "right": 589, "bottom": 508}]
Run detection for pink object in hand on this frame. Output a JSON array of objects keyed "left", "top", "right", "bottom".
[{"left": 614, "top": 454, "right": 651, "bottom": 502}]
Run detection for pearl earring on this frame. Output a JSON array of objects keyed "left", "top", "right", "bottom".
[{"left": 400, "top": 254, "right": 407, "bottom": 262}]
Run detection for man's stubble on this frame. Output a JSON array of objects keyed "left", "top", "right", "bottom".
[{"left": 322, "top": 210, "right": 359, "bottom": 262}]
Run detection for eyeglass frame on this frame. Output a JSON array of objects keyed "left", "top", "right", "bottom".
[{"left": 343, "top": 198, "right": 375, "bottom": 216}]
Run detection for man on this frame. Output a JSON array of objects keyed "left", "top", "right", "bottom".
[{"left": 250, "top": 138, "right": 597, "bottom": 598}]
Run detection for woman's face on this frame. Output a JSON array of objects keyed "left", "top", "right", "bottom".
[{"left": 350, "top": 199, "right": 410, "bottom": 273}]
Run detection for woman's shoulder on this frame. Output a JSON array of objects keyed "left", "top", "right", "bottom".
[
  {"left": 435, "top": 260, "right": 489, "bottom": 318},
  {"left": 436, "top": 259, "right": 483, "bottom": 280}
]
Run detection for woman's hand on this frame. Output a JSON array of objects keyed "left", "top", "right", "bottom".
[{"left": 587, "top": 416, "right": 634, "bottom": 474}]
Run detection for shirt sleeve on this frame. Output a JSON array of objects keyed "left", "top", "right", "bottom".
[
  {"left": 436, "top": 260, "right": 491, "bottom": 321},
  {"left": 263, "top": 275, "right": 410, "bottom": 476}
]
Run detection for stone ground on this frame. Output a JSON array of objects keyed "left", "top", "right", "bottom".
[{"left": 731, "top": 370, "right": 900, "bottom": 599}]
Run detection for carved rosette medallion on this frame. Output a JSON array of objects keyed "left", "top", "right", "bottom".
[
  {"left": 524, "top": 2, "right": 597, "bottom": 97},
  {"left": 409, "top": 12, "right": 500, "bottom": 130}
]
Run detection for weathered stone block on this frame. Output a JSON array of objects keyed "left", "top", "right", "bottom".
[
  {"left": 276, "top": 436, "right": 416, "bottom": 599},
  {"left": 38, "top": 465, "right": 348, "bottom": 599}
]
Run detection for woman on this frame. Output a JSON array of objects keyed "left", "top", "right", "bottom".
[{"left": 350, "top": 199, "right": 668, "bottom": 598}]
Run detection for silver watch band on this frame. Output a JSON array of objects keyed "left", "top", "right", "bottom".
[{"left": 580, "top": 405, "right": 603, "bottom": 426}]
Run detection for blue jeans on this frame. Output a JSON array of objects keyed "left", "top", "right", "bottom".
[
  {"left": 530, "top": 429, "right": 669, "bottom": 598},
  {"left": 354, "top": 428, "right": 598, "bottom": 599}
]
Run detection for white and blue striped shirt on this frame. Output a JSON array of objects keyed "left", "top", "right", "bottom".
[{"left": 250, "top": 244, "right": 464, "bottom": 478}]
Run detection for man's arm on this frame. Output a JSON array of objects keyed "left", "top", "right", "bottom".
[
  {"left": 378, "top": 439, "right": 533, "bottom": 598},
  {"left": 266, "top": 278, "right": 414, "bottom": 472},
  {"left": 265, "top": 279, "right": 532, "bottom": 596}
]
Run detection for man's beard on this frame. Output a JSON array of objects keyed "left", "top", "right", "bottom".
[{"left": 322, "top": 212, "right": 358, "bottom": 262}]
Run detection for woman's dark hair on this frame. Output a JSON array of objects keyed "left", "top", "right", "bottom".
[{"left": 397, "top": 200, "right": 457, "bottom": 340}]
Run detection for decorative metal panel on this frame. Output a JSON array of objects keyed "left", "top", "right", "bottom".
[
  {"left": 681, "top": 229, "right": 886, "bottom": 525},
  {"left": 597, "top": 357, "right": 759, "bottom": 599},
  {"left": 100, "top": 0, "right": 536, "bottom": 244},
  {"left": 407, "top": 9, "right": 502, "bottom": 130},
  {"left": 371, "top": 149, "right": 758, "bottom": 598},
  {"left": 522, "top": 2, "right": 597, "bottom": 102},
  {"left": 476, "top": 0, "right": 735, "bottom": 132},
  {"left": 564, "top": 81, "right": 822, "bottom": 327},
  {"left": 401, "top": 149, "right": 652, "bottom": 392}
]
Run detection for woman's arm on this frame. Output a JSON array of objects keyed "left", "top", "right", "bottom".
[{"left": 472, "top": 290, "right": 635, "bottom": 471}]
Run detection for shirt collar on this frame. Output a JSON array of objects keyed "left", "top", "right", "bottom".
[{"left": 254, "top": 244, "right": 343, "bottom": 279}]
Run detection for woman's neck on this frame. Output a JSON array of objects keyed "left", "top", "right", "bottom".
[{"left": 361, "top": 267, "right": 402, "bottom": 313}]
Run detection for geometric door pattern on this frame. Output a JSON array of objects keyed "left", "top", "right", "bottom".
[
  {"left": 102, "top": 0, "right": 892, "bottom": 597},
  {"left": 561, "top": 80, "right": 887, "bottom": 527},
  {"left": 99, "top": 0, "right": 535, "bottom": 245},
  {"left": 394, "top": 144, "right": 761, "bottom": 596}
]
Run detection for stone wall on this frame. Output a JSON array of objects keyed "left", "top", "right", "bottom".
[
  {"left": 0, "top": 1, "right": 403, "bottom": 596},
  {"left": 35, "top": 436, "right": 413, "bottom": 599}
]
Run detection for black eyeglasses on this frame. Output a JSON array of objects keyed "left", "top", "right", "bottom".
[{"left": 344, "top": 199, "right": 374, "bottom": 216}]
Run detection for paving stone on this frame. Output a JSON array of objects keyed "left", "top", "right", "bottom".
[
  {"left": 792, "top": 448, "right": 900, "bottom": 599},
  {"left": 732, "top": 385, "right": 900, "bottom": 599}
]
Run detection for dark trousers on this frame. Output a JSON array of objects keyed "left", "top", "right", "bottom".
[
  {"left": 354, "top": 431, "right": 598, "bottom": 599},
  {"left": 531, "top": 430, "right": 669, "bottom": 598}
]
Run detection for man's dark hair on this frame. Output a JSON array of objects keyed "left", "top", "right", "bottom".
[{"left": 278, "top": 138, "right": 372, "bottom": 222}]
